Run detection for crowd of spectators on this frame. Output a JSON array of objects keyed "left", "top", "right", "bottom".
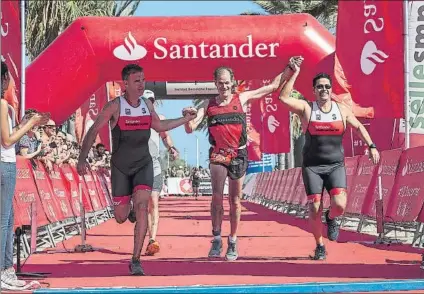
[
  {"left": 15, "top": 109, "right": 110, "bottom": 172},
  {"left": 166, "top": 165, "right": 210, "bottom": 179}
]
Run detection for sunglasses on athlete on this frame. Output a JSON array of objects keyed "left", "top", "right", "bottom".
[{"left": 315, "top": 84, "right": 332, "bottom": 90}]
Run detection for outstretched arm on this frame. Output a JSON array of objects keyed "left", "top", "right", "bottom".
[
  {"left": 184, "top": 100, "right": 209, "bottom": 134},
  {"left": 158, "top": 114, "right": 179, "bottom": 159},
  {"left": 239, "top": 57, "right": 302, "bottom": 106},
  {"left": 278, "top": 57, "right": 309, "bottom": 116},
  {"left": 146, "top": 99, "right": 196, "bottom": 133}
]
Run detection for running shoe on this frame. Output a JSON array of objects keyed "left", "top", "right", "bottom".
[
  {"left": 208, "top": 238, "right": 222, "bottom": 258},
  {"left": 325, "top": 210, "right": 340, "bottom": 241},
  {"left": 129, "top": 259, "right": 145, "bottom": 276},
  {"left": 145, "top": 239, "right": 160, "bottom": 256},
  {"left": 310, "top": 244, "right": 326, "bottom": 260},
  {"left": 225, "top": 238, "right": 238, "bottom": 261}
]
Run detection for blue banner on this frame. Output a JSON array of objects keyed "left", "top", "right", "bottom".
[{"left": 246, "top": 154, "right": 273, "bottom": 174}]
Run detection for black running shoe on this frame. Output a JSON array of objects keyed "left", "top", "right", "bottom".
[
  {"left": 128, "top": 203, "right": 136, "bottom": 223},
  {"left": 129, "top": 259, "right": 145, "bottom": 276},
  {"left": 310, "top": 244, "right": 326, "bottom": 260},
  {"left": 325, "top": 210, "right": 340, "bottom": 241}
]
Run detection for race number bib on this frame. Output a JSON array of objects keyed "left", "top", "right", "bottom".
[{"left": 210, "top": 147, "right": 237, "bottom": 166}]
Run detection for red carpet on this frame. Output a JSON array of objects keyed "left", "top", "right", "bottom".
[{"left": 19, "top": 197, "right": 424, "bottom": 290}]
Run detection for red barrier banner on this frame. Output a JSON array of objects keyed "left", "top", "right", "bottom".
[
  {"left": 71, "top": 168, "right": 94, "bottom": 212},
  {"left": 1, "top": 0, "right": 21, "bottom": 122},
  {"left": 93, "top": 172, "right": 111, "bottom": 208},
  {"left": 362, "top": 149, "right": 402, "bottom": 217},
  {"left": 260, "top": 78, "right": 290, "bottom": 154},
  {"left": 48, "top": 165, "right": 75, "bottom": 219},
  {"left": 13, "top": 198, "right": 22, "bottom": 229},
  {"left": 292, "top": 169, "right": 307, "bottom": 206},
  {"left": 346, "top": 155, "right": 377, "bottom": 215},
  {"left": 386, "top": 146, "right": 424, "bottom": 222},
  {"left": 14, "top": 157, "right": 49, "bottom": 227},
  {"left": 346, "top": 157, "right": 360, "bottom": 195},
  {"left": 254, "top": 173, "right": 264, "bottom": 198},
  {"left": 287, "top": 168, "right": 302, "bottom": 205},
  {"left": 237, "top": 80, "right": 263, "bottom": 161},
  {"left": 61, "top": 165, "right": 82, "bottom": 217},
  {"left": 96, "top": 172, "right": 113, "bottom": 207},
  {"left": 82, "top": 171, "right": 103, "bottom": 211},
  {"left": 31, "top": 161, "right": 64, "bottom": 223},
  {"left": 336, "top": 1, "right": 404, "bottom": 118}
]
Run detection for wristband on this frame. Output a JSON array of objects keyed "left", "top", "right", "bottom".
[{"left": 368, "top": 143, "right": 377, "bottom": 149}]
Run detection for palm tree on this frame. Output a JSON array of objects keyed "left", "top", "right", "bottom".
[
  {"left": 26, "top": 0, "right": 141, "bottom": 61},
  {"left": 244, "top": 0, "right": 338, "bottom": 32}
]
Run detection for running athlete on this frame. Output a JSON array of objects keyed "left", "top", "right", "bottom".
[
  {"left": 190, "top": 167, "right": 201, "bottom": 200},
  {"left": 142, "top": 89, "right": 179, "bottom": 256},
  {"left": 278, "top": 57, "right": 380, "bottom": 260},
  {"left": 184, "top": 61, "right": 296, "bottom": 261},
  {"left": 77, "top": 64, "right": 196, "bottom": 275}
]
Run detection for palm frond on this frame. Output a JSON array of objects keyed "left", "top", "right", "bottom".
[{"left": 26, "top": 0, "right": 142, "bottom": 61}]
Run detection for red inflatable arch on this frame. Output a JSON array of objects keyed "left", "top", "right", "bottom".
[{"left": 27, "top": 14, "right": 337, "bottom": 123}]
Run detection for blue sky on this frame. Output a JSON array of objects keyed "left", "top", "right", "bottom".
[{"left": 135, "top": 1, "right": 265, "bottom": 167}]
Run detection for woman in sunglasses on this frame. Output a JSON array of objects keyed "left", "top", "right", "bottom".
[{"left": 278, "top": 57, "right": 380, "bottom": 261}]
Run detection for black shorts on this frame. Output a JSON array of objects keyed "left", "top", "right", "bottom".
[
  {"left": 209, "top": 147, "right": 248, "bottom": 180},
  {"left": 192, "top": 180, "right": 200, "bottom": 188},
  {"left": 302, "top": 162, "right": 347, "bottom": 196},
  {"left": 111, "top": 160, "right": 153, "bottom": 201}
]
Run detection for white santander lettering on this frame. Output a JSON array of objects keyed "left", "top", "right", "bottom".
[{"left": 152, "top": 35, "right": 279, "bottom": 60}]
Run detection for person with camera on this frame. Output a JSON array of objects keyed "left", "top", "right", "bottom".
[{"left": 1, "top": 61, "right": 50, "bottom": 289}]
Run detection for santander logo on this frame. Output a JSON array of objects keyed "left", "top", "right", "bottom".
[
  {"left": 113, "top": 32, "right": 279, "bottom": 61},
  {"left": 267, "top": 115, "right": 280, "bottom": 133},
  {"left": 113, "top": 32, "right": 147, "bottom": 61},
  {"left": 360, "top": 40, "right": 389, "bottom": 75}
]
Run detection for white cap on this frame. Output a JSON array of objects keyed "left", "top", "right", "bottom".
[{"left": 143, "top": 90, "right": 155, "bottom": 99}]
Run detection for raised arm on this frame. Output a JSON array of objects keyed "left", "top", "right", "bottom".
[
  {"left": 239, "top": 66, "right": 293, "bottom": 106},
  {"left": 145, "top": 99, "right": 196, "bottom": 133},
  {"left": 184, "top": 100, "right": 209, "bottom": 134},
  {"left": 278, "top": 57, "right": 309, "bottom": 116},
  {"left": 78, "top": 99, "right": 118, "bottom": 165},
  {"left": 1, "top": 100, "right": 49, "bottom": 148}
]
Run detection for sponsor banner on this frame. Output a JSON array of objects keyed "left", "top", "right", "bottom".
[
  {"left": 165, "top": 82, "right": 218, "bottom": 95},
  {"left": 336, "top": 1, "right": 404, "bottom": 118},
  {"left": 31, "top": 160, "right": 65, "bottom": 223},
  {"left": 260, "top": 79, "right": 290, "bottom": 154},
  {"left": 14, "top": 157, "right": 49, "bottom": 227},
  {"left": 75, "top": 172, "right": 95, "bottom": 212},
  {"left": 247, "top": 154, "right": 272, "bottom": 174},
  {"left": 82, "top": 172, "right": 103, "bottom": 212},
  {"left": 1, "top": 0, "right": 21, "bottom": 122},
  {"left": 362, "top": 148, "right": 402, "bottom": 217},
  {"left": 346, "top": 155, "right": 378, "bottom": 215},
  {"left": 239, "top": 79, "right": 264, "bottom": 161},
  {"left": 167, "top": 177, "right": 228, "bottom": 195},
  {"left": 48, "top": 165, "right": 75, "bottom": 219},
  {"left": 386, "top": 146, "right": 424, "bottom": 222},
  {"left": 61, "top": 164, "right": 82, "bottom": 217}
]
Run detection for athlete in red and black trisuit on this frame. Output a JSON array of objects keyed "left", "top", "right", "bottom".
[
  {"left": 184, "top": 61, "right": 297, "bottom": 261},
  {"left": 77, "top": 64, "right": 197, "bottom": 275},
  {"left": 278, "top": 57, "right": 380, "bottom": 260}
]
